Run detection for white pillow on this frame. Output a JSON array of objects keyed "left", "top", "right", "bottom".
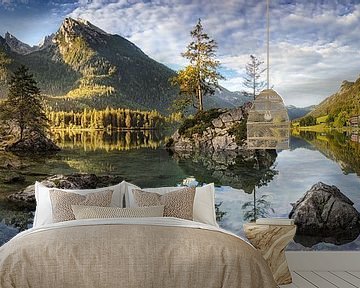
[
  {"left": 124, "top": 181, "right": 218, "bottom": 227},
  {"left": 193, "top": 184, "right": 218, "bottom": 227},
  {"left": 33, "top": 181, "right": 126, "bottom": 227}
]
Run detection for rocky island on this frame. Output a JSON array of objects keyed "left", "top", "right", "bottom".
[
  {"left": 3, "top": 132, "right": 60, "bottom": 154},
  {"left": 167, "top": 103, "right": 252, "bottom": 152}
]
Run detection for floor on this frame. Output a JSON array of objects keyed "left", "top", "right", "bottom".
[
  {"left": 279, "top": 252, "right": 360, "bottom": 288},
  {"left": 280, "top": 271, "right": 360, "bottom": 288}
]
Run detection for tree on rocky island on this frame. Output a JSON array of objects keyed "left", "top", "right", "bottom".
[
  {"left": 243, "top": 55, "right": 266, "bottom": 101},
  {"left": 1, "top": 65, "right": 49, "bottom": 141},
  {"left": 171, "top": 18, "right": 224, "bottom": 112}
]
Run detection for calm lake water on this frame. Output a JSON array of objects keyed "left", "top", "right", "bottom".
[{"left": 0, "top": 129, "right": 359, "bottom": 250}]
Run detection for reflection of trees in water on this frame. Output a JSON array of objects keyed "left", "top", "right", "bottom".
[
  {"left": 51, "top": 130, "right": 165, "bottom": 151},
  {"left": 172, "top": 149, "right": 278, "bottom": 222},
  {"left": 299, "top": 130, "right": 360, "bottom": 176},
  {"left": 215, "top": 202, "right": 227, "bottom": 222},
  {"left": 242, "top": 191, "right": 274, "bottom": 222},
  {"left": 172, "top": 149, "right": 278, "bottom": 193}
]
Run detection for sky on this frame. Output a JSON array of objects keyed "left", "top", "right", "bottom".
[{"left": 0, "top": 0, "right": 359, "bottom": 107}]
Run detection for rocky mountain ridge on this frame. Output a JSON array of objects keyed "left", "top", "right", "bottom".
[{"left": 4, "top": 32, "right": 55, "bottom": 55}]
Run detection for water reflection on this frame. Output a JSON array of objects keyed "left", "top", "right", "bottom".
[
  {"left": 294, "top": 231, "right": 360, "bottom": 248},
  {"left": 171, "top": 149, "right": 278, "bottom": 193},
  {"left": 51, "top": 130, "right": 165, "bottom": 151},
  {"left": 0, "top": 200, "right": 33, "bottom": 232},
  {"left": 242, "top": 190, "right": 274, "bottom": 222},
  {"left": 295, "top": 130, "right": 360, "bottom": 176}
]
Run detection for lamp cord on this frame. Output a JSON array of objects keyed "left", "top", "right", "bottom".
[{"left": 266, "top": 0, "right": 270, "bottom": 90}]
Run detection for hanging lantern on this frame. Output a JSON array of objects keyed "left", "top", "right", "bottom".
[
  {"left": 245, "top": 0, "right": 290, "bottom": 150},
  {"left": 247, "top": 89, "right": 289, "bottom": 149}
]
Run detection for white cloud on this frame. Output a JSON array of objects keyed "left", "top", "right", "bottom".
[
  {"left": 0, "top": 0, "right": 28, "bottom": 6},
  {"left": 68, "top": 0, "right": 360, "bottom": 107}
]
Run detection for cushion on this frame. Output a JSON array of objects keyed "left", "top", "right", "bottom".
[
  {"left": 193, "top": 183, "right": 217, "bottom": 227},
  {"left": 33, "top": 181, "right": 126, "bottom": 227},
  {"left": 72, "top": 205, "right": 164, "bottom": 220},
  {"left": 124, "top": 182, "right": 218, "bottom": 227},
  {"left": 50, "top": 189, "right": 113, "bottom": 223},
  {"left": 132, "top": 187, "right": 196, "bottom": 220}
]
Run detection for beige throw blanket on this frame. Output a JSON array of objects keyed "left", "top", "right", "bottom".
[{"left": 0, "top": 218, "right": 276, "bottom": 288}]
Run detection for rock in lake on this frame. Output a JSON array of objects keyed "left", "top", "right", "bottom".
[
  {"left": 289, "top": 182, "right": 360, "bottom": 246},
  {"left": 3, "top": 173, "right": 25, "bottom": 184},
  {"left": 7, "top": 174, "right": 123, "bottom": 204},
  {"left": 5, "top": 133, "right": 60, "bottom": 154}
]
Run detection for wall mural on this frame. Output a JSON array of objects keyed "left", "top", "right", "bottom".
[{"left": 0, "top": 3, "right": 359, "bottom": 255}]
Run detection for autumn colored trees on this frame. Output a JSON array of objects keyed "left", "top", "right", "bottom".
[{"left": 47, "top": 108, "right": 181, "bottom": 130}]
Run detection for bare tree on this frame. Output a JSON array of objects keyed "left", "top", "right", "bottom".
[{"left": 243, "top": 55, "right": 266, "bottom": 100}]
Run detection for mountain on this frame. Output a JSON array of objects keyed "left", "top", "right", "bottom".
[
  {"left": 37, "top": 34, "right": 55, "bottom": 50},
  {"left": 4, "top": 32, "right": 39, "bottom": 55},
  {"left": 0, "top": 18, "right": 243, "bottom": 114},
  {"left": 286, "top": 105, "right": 315, "bottom": 120},
  {"left": 205, "top": 87, "right": 248, "bottom": 109},
  {"left": 306, "top": 77, "right": 360, "bottom": 118}
]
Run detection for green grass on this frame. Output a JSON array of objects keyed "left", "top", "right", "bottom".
[
  {"left": 297, "top": 123, "right": 329, "bottom": 132},
  {"left": 316, "top": 115, "right": 328, "bottom": 124}
]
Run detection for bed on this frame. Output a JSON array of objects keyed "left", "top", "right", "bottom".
[{"left": 0, "top": 181, "right": 276, "bottom": 288}]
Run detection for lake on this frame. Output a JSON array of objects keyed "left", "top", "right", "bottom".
[{"left": 1, "top": 129, "right": 359, "bottom": 250}]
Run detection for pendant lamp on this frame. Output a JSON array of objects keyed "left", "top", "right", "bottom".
[{"left": 246, "top": 0, "right": 290, "bottom": 150}]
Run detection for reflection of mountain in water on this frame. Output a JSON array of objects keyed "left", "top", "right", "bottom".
[
  {"left": 52, "top": 130, "right": 165, "bottom": 151},
  {"left": 299, "top": 131, "right": 360, "bottom": 176},
  {"left": 289, "top": 135, "right": 316, "bottom": 151},
  {"left": 171, "top": 149, "right": 278, "bottom": 193}
]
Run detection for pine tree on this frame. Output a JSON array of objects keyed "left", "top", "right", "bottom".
[
  {"left": 1, "top": 65, "right": 48, "bottom": 140},
  {"left": 172, "top": 19, "right": 224, "bottom": 112},
  {"left": 243, "top": 55, "right": 266, "bottom": 101}
]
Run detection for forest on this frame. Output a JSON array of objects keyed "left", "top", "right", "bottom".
[{"left": 46, "top": 107, "right": 182, "bottom": 130}]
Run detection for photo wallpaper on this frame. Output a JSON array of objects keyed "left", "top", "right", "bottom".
[{"left": 0, "top": 0, "right": 359, "bottom": 251}]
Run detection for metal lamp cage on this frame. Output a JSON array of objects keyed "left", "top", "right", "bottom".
[{"left": 247, "top": 89, "right": 290, "bottom": 149}]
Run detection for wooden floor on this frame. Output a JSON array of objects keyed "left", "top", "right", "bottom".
[
  {"left": 279, "top": 252, "right": 360, "bottom": 288},
  {"left": 280, "top": 271, "right": 360, "bottom": 288}
]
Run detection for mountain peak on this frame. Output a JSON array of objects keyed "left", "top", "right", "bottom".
[
  {"left": 55, "top": 17, "right": 108, "bottom": 45},
  {"left": 4, "top": 32, "right": 36, "bottom": 55},
  {"left": 38, "top": 33, "right": 55, "bottom": 49},
  {"left": 5, "top": 32, "right": 13, "bottom": 39},
  {"left": 76, "top": 18, "right": 108, "bottom": 35}
]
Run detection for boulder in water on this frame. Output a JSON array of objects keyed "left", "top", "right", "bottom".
[
  {"left": 4, "top": 133, "right": 60, "bottom": 154},
  {"left": 3, "top": 173, "right": 25, "bottom": 184},
  {"left": 289, "top": 182, "right": 360, "bottom": 246}
]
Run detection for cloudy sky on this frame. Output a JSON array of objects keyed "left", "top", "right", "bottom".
[{"left": 0, "top": 0, "right": 359, "bottom": 107}]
